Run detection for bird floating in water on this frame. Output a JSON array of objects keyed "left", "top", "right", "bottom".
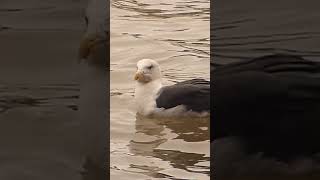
[{"left": 134, "top": 59, "right": 210, "bottom": 117}]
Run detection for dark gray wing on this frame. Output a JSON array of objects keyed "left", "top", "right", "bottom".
[
  {"left": 156, "top": 79, "right": 210, "bottom": 112},
  {"left": 213, "top": 54, "right": 320, "bottom": 159}
]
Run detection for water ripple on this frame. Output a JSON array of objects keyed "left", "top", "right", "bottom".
[
  {"left": 0, "top": 84, "right": 79, "bottom": 113},
  {"left": 112, "top": 0, "right": 209, "bottom": 20}
]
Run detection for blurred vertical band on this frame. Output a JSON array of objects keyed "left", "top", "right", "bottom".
[{"left": 78, "top": 0, "right": 110, "bottom": 179}]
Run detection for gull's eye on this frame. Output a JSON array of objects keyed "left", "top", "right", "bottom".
[{"left": 147, "top": 65, "right": 153, "bottom": 70}]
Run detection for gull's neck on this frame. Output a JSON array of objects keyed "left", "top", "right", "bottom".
[
  {"left": 79, "top": 62, "right": 106, "bottom": 119},
  {"left": 134, "top": 79, "right": 163, "bottom": 116}
]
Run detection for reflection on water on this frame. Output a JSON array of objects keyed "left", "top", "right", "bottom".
[
  {"left": 111, "top": 0, "right": 210, "bottom": 179},
  {"left": 129, "top": 115, "right": 210, "bottom": 178}
]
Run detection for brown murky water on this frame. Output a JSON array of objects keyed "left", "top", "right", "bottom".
[
  {"left": 213, "top": 0, "right": 320, "bottom": 65},
  {"left": 110, "top": 0, "right": 210, "bottom": 179},
  {"left": 0, "top": 0, "right": 89, "bottom": 179}
]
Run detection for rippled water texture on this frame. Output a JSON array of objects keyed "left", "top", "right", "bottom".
[
  {"left": 0, "top": 0, "right": 88, "bottom": 179},
  {"left": 110, "top": 0, "right": 210, "bottom": 179},
  {"left": 213, "top": 0, "right": 320, "bottom": 66}
]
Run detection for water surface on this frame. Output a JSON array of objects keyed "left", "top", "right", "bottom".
[
  {"left": 110, "top": 0, "right": 210, "bottom": 179},
  {"left": 0, "top": 0, "right": 88, "bottom": 179},
  {"left": 213, "top": 0, "right": 320, "bottom": 65}
]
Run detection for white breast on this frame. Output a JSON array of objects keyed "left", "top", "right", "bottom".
[{"left": 134, "top": 80, "right": 162, "bottom": 116}]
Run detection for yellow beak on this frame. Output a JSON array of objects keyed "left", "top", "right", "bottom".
[
  {"left": 134, "top": 71, "right": 144, "bottom": 80},
  {"left": 78, "top": 33, "right": 108, "bottom": 65},
  {"left": 79, "top": 34, "right": 98, "bottom": 60}
]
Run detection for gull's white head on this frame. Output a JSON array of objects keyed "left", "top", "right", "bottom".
[{"left": 134, "top": 59, "right": 162, "bottom": 83}]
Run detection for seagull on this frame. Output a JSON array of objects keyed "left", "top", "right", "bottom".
[{"left": 134, "top": 59, "right": 210, "bottom": 117}]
